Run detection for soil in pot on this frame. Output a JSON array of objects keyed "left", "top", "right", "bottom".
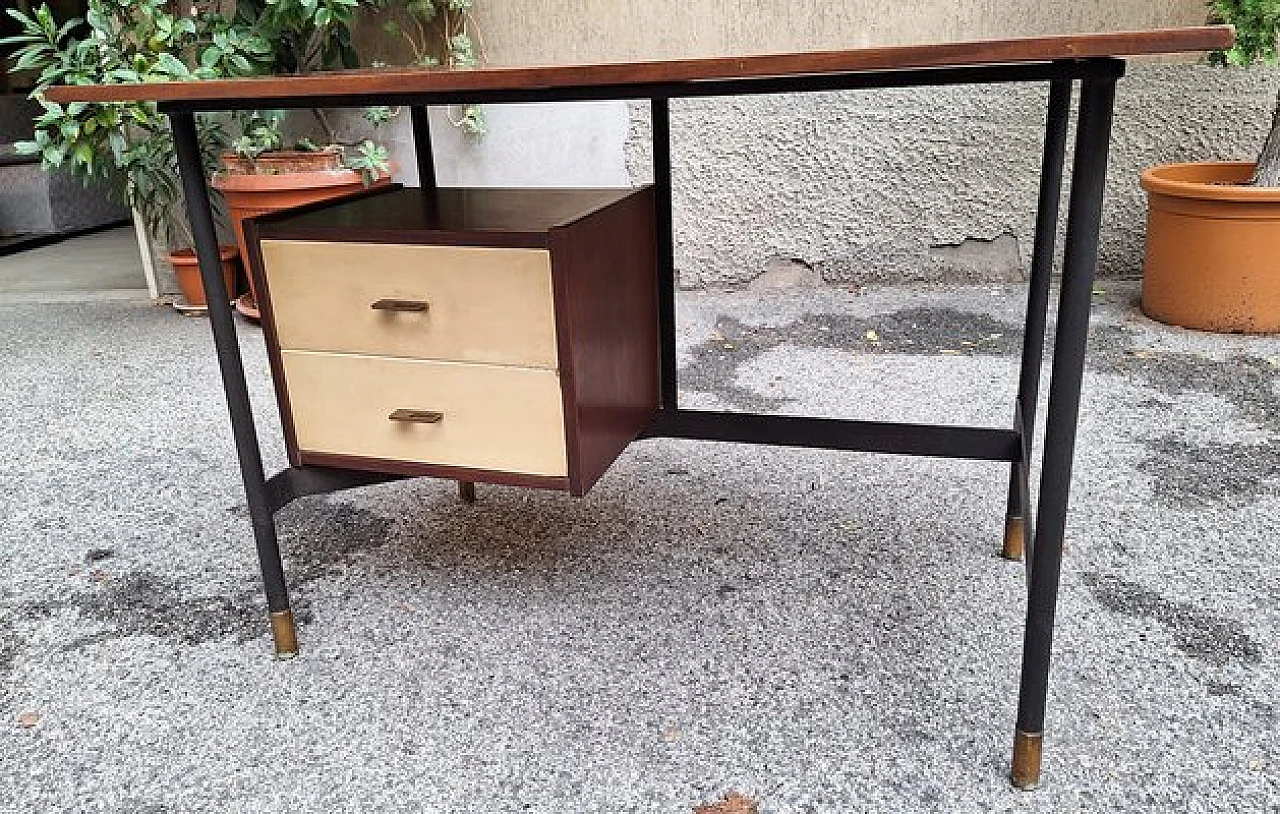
[{"left": 169, "top": 246, "right": 240, "bottom": 309}]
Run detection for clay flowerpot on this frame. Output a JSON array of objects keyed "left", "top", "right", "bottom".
[
  {"left": 169, "top": 246, "right": 240, "bottom": 309},
  {"left": 212, "top": 149, "right": 390, "bottom": 320},
  {"left": 1140, "top": 161, "right": 1280, "bottom": 333}
]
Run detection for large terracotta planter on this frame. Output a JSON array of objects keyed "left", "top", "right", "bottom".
[
  {"left": 1141, "top": 161, "right": 1280, "bottom": 333},
  {"left": 212, "top": 150, "right": 390, "bottom": 319},
  {"left": 169, "top": 246, "right": 240, "bottom": 308}
]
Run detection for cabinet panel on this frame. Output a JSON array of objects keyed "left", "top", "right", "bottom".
[
  {"left": 262, "top": 241, "right": 558, "bottom": 368},
  {"left": 283, "top": 351, "right": 569, "bottom": 477}
]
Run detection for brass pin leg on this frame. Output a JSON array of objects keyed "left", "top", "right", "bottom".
[
  {"left": 458, "top": 481, "right": 476, "bottom": 504},
  {"left": 1002, "top": 515, "right": 1025, "bottom": 561},
  {"left": 1011, "top": 729, "right": 1043, "bottom": 790},
  {"left": 269, "top": 609, "right": 299, "bottom": 659}
]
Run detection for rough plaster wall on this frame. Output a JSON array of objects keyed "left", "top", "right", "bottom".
[
  {"left": 468, "top": 0, "right": 1208, "bottom": 64},
  {"left": 625, "top": 65, "right": 1280, "bottom": 289}
]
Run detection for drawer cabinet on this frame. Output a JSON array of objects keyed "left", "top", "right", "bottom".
[
  {"left": 259, "top": 242, "right": 559, "bottom": 368},
  {"left": 245, "top": 186, "right": 659, "bottom": 496}
]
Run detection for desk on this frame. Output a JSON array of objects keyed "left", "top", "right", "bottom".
[{"left": 49, "top": 26, "right": 1233, "bottom": 790}]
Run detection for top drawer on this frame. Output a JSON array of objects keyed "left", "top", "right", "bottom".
[{"left": 259, "top": 240, "right": 559, "bottom": 368}]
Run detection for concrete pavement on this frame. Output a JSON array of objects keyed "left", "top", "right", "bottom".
[{"left": 0, "top": 280, "right": 1276, "bottom": 812}]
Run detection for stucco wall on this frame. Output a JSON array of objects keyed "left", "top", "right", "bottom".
[
  {"left": 468, "top": 0, "right": 1208, "bottom": 65},
  {"left": 621, "top": 64, "right": 1280, "bottom": 288},
  {"left": 340, "top": 2, "right": 1249, "bottom": 291}
]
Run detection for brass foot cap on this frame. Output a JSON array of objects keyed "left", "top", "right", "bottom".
[
  {"left": 269, "top": 609, "right": 299, "bottom": 660},
  {"left": 1011, "top": 729, "right": 1043, "bottom": 791},
  {"left": 1001, "top": 516, "right": 1026, "bottom": 562}
]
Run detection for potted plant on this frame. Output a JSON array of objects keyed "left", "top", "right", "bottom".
[
  {"left": 2, "top": 0, "right": 265, "bottom": 309},
  {"left": 1140, "top": 1, "right": 1280, "bottom": 333},
  {"left": 212, "top": 108, "right": 392, "bottom": 319},
  {"left": 131, "top": 115, "right": 243, "bottom": 310},
  {"left": 210, "top": 0, "right": 398, "bottom": 320},
  {"left": 215, "top": 0, "right": 487, "bottom": 319}
]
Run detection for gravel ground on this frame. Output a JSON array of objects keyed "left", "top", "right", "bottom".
[{"left": 0, "top": 280, "right": 1276, "bottom": 813}]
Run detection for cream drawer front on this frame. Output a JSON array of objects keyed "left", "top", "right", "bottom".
[
  {"left": 282, "top": 351, "right": 568, "bottom": 477},
  {"left": 261, "top": 240, "right": 558, "bottom": 368}
]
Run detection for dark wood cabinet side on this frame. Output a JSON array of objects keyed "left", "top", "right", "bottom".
[{"left": 551, "top": 186, "right": 660, "bottom": 496}]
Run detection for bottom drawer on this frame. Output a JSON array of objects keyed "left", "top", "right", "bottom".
[{"left": 281, "top": 351, "right": 569, "bottom": 477}]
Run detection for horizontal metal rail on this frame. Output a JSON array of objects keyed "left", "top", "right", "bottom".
[
  {"left": 641, "top": 409, "right": 1022, "bottom": 462},
  {"left": 157, "top": 58, "right": 1124, "bottom": 113},
  {"left": 266, "top": 466, "right": 407, "bottom": 515}
]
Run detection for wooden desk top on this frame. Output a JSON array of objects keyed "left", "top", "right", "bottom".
[{"left": 47, "top": 27, "right": 1232, "bottom": 106}]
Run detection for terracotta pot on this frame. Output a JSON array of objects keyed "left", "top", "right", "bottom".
[
  {"left": 217, "top": 148, "right": 344, "bottom": 176},
  {"left": 212, "top": 156, "right": 390, "bottom": 319},
  {"left": 169, "top": 246, "right": 240, "bottom": 308},
  {"left": 1140, "top": 161, "right": 1280, "bottom": 333}
]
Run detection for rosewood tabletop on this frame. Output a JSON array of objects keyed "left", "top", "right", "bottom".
[{"left": 46, "top": 26, "right": 1232, "bottom": 107}]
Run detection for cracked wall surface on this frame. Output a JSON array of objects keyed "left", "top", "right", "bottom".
[
  {"left": 350, "top": 66, "right": 1280, "bottom": 291},
  {"left": 624, "top": 64, "right": 1280, "bottom": 288}
]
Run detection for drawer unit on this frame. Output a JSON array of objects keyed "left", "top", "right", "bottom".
[
  {"left": 281, "top": 351, "right": 569, "bottom": 476},
  {"left": 245, "top": 186, "right": 659, "bottom": 496},
  {"left": 259, "top": 241, "right": 559, "bottom": 368}
]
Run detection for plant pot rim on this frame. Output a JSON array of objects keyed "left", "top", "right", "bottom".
[
  {"left": 169, "top": 246, "right": 239, "bottom": 262},
  {"left": 219, "top": 147, "right": 343, "bottom": 159},
  {"left": 211, "top": 169, "right": 385, "bottom": 192},
  {"left": 1140, "top": 161, "right": 1280, "bottom": 202}
]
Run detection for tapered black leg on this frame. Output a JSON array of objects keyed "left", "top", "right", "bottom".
[
  {"left": 170, "top": 113, "right": 297, "bottom": 659},
  {"left": 410, "top": 106, "right": 438, "bottom": 191},
  {"left": 1004, "top": 78, "right": 1073, "bottom": 561},
  {"left": 1011, "top": 76, "right": 1117, "bottom": 790},
  {"left": 651, "top": 98, "right": 678, "bottom": 413}
]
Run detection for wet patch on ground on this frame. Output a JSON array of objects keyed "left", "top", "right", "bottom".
[
  {"left": 277, "top": 498, "right": 398, "bottom": 585},
  {"left": 1085, "top": 323, "right": 1280, "bottom": 506},
  {"left": 682, "top": 308, "right": 1022, "bottom": 409},
  {"left": 1204, "top": 680, "right": 1241, "bottom": 697},
  {"left": 15, "top": 570, "right": 300, "bottom": 651},
  {"left": 1082, "top": 572, "right": 1262, "bottom": 667},
  {"left": 1088, "top": 328, "right": 1280, "bottom": 433},
  {"left": 0, "top": 612, "right": 20, "bottom": 710},
  {"left": 1139, "top": 437, "right": 1280, "bottom": 506},
  {"left": 0, "top": 501, "right": 393, "bottom": 673}
]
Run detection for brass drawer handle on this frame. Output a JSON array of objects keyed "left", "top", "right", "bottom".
[
  {"left": 372, "top": 299, "right": 430, "bottom": 313},
  {"left": 388, "top": 409, "right": 444, "bottom": 424}
]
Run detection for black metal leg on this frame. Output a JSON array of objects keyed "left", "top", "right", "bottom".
[
  {"left": 410, "top": 106, "right": 437, "bottom": 190},
  {"left": 1004, "top": 78, "right": 1073, "bottom": 561},
  {"left": 651, "top": 98, "right": 678, "bottom": 413},
  {"left": 1011, "top": 76, "right": 1116, "bottom": 790},
  {"left": 170, "top": 113, "right": 298, "bottom": 659},
  {"left": 458, "top": 481, "right": 477, "bottom": 503}
]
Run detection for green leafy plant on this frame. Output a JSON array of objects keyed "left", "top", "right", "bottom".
[
  {"left": 347, "top": 139, "right": 391, "bottom": 184},
  {"left": 233, "top": 0, "right": 363, "bottom": 74},
  {"left": 230, "top": 110, "right": 287, "bottom": 159},
  {"left": 4, "top": 0, "right": 488, "bottom": 243},
  {"left": 1208, "top": 0, "right": 1280, "bottom": 184},
  {"left": 218, "top": 0, "right": 488, "bottom": 176},
  {"left": 1, "top": 0, "right": 265, "bottom": 248},
  {"left": 372, "top": 0, "right": 486, "bottom": 135},
  {"left": 219, "top": 0, "right": 390, "bottom": 175},
  {"left": 1209, "top": 0, "right": 1280, "bottom": 65}
]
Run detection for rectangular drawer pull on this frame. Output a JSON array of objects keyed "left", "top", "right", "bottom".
[
  {"left": 371, "top": 299, "right": 430, "bottom": 313},
  {"left": 388, "top": 409, "right": 444, "bottom": 424}
]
